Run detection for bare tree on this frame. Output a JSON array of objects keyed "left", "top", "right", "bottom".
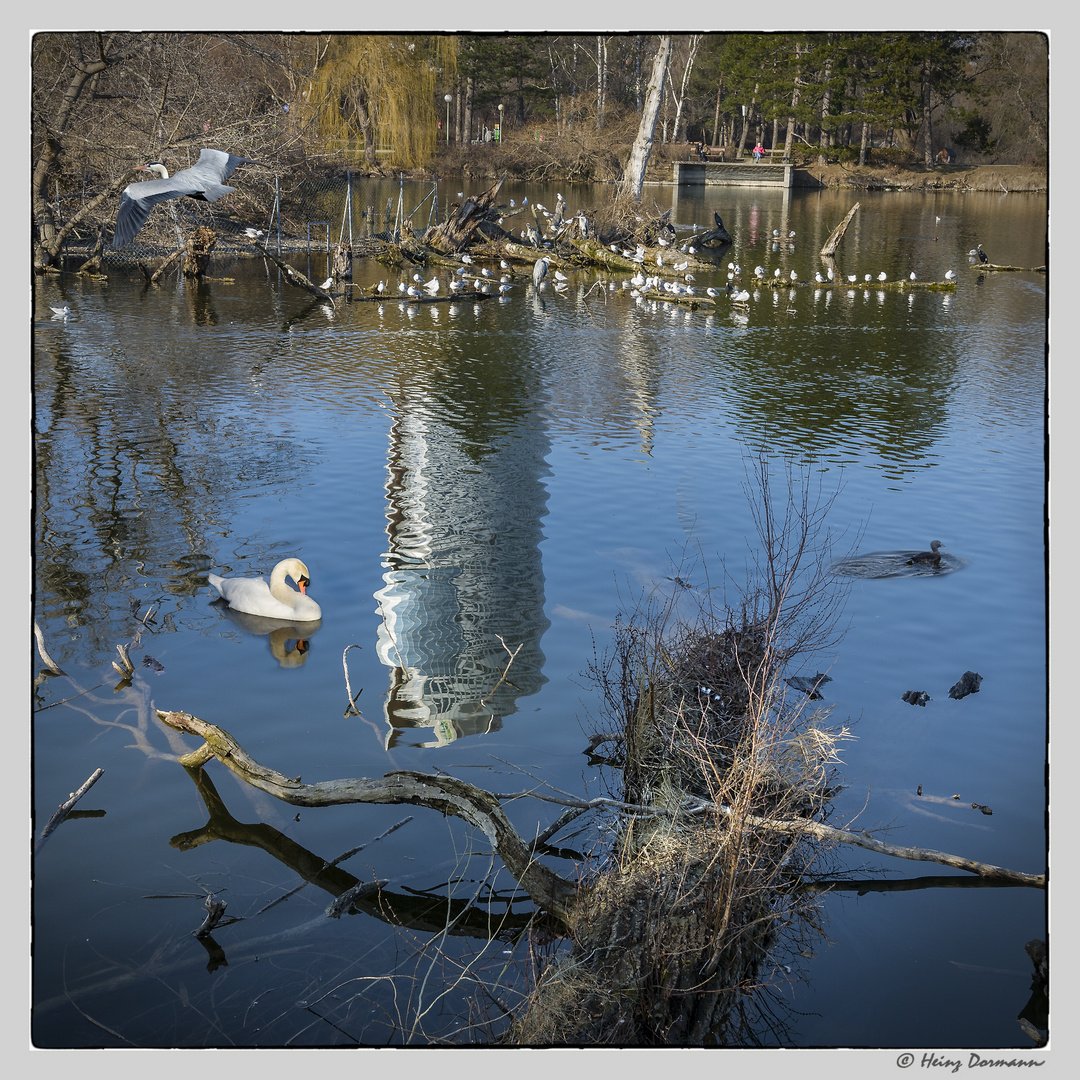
[
  {"left": 619, "top": 35, "right": 671, "bottom": 203},
  {"left": 669, "top": 34, "right": 703, "bottom": 146}
]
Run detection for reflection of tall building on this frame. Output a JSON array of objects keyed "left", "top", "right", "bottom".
[{"left": 374, "top": 395, "right": 551, "bottom": 748}]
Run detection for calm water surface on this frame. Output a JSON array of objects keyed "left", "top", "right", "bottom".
[{"left": 32, "top": 181, "right": 1047, "bottom": 1049}]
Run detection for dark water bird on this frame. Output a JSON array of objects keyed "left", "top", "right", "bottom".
[
  {"left": 111, "top": 148, "right": 255, "bottom": 250},
  {"left": 976, "top": 244, "right": 989, "bottom": 264},
  {"left": 908, "top": 540, "right": 945, "bottom": 565},
  {"left": 532, "top": 257, "right": 549, "bottom": 289},
  {"left": 785, "top": 673, "right": 832, "bottom": 699},
  {"left": 948, "top": 670, "right": 983, "bottom": 700}
]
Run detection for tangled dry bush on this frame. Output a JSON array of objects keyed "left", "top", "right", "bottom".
[{"left": 505, "top": 460, "right": 855, "bottom": 1046}]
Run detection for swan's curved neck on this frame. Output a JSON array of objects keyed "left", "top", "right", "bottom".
[{"left": 269, "top": 562, "right": 307, "bottom": 609}]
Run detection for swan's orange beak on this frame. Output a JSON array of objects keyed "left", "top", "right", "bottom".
[{"left": 298, "top": 575, "right": 310, "bottom": 594}]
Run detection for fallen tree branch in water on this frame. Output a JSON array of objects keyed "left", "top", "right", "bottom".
[
  {"left": 155, "top": 705, "right": 1043, "bottom": 917},
  {"left": 33, "top": 620, "right": 66, "bottom": 675},
  {"left": 35, "top": 767, "right": 105, "bottom": 852},
  {"left": 716, "top": 804, "right": 1045, "bottom": 887},
  {"left": 155, "top": 709, "right": 580, "bottom": 923}
]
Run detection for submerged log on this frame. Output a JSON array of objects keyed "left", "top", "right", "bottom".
[
  {"left": 148, "top": 247, "right": 183, "bottom": 284},
  {"left": 347, "top": 287, "right": 497, "bottom": 304},
  {"left": 820, "top": 202, "right": 860, "bottom": 256},
  {"left": 759, "top": 276, "right": 956, "bottom": 292}
]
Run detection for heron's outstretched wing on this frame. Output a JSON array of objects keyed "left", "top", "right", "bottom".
[
  {"left": 111, "top": 149, "right": 252, "bottom": 249},
  {"left": 188, "top": 148, "right": 255, "bottom": 186}
]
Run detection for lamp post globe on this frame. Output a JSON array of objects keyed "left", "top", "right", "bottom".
[{"left": 498, "top": 103, "right": 504, "bottom": 145}]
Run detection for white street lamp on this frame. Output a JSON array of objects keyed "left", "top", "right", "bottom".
[
  {"left": 497, "top": 103, "right": 504, "bottom": 145},
  {"left": 444, "top": 94, "right": 452, "bottom": 145}
]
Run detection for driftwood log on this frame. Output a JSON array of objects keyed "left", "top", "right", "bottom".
[
  {"left": 155, "top": 707, "right": 1044, "bottom": 903},
  {"left": 971, "top": 263, "right": 1047, "bottom": 273},
  {"left": 820, "top": 202, "right": 860, "bottom": 256},
  {"left": 695, "top": 210, "right": 733, "bottom": 247},
  {"left": 422, "top": 174, "right": 506, "bottom": 254}
]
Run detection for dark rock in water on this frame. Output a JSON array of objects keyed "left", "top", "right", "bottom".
[
  {"left": 142, "top": 654, "right": 165, "bottom": 674},
  {"left": 971, "top": 803, "right": 993, "bottom": 816},
  {"left": 785, "top": 673, "right": 832, "bottom": 699},
  {"left": 902, "top": 690, "right": 930, "bottom": 707},
  {"left": 949, "top": 671, "right": 983, "bottom": 699}
]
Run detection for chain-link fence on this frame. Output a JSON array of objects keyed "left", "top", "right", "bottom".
[{"left": 48, "top": 167, "right": 451, "bottom": 269}]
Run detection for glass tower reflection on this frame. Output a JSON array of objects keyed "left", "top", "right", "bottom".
[{"left": 374, "top": 387, "right": 551, "bottom": 748}]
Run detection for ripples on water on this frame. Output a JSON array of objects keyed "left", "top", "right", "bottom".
[
  {"left": 32, "top": 186, "right": 1047, "bottom": 1049},
  {"left": 832, "top": 549, "right": 966, "bottom": 578}
]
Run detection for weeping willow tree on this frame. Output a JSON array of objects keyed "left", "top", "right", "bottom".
[{"left": 300, "top": 34, "right": 457, "bottom": 169}]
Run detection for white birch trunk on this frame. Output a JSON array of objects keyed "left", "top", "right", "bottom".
[
  {"left": 670, "top": 34, "right": 702, "bottom": 145},
  {"left": 620, "top": 35, "right": 672, "bottom": 202}
]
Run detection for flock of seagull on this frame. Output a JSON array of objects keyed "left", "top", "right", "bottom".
[{"left": 63, "top": 149, "right": 980, "bottom": 319}]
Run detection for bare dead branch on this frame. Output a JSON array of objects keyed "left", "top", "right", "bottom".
[{"left": 35, "top": 768, "right": 105, "bottom": 852}]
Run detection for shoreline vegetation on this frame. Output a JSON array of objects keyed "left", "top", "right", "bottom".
[{"left": 351, "top": 138, "right": 1047, "bottom": 195}]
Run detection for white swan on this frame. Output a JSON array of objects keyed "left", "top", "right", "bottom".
[{"left": 207, "top": 558, "right": 322, "bottom": 621}]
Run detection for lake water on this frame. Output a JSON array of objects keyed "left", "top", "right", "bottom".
[{"left": 31, "top": 179, "right": 1048, "bottom": 1050}]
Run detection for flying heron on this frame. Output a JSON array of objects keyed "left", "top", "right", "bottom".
[{"left": 111, "top": 148, "right": 255, "bottom": 250}]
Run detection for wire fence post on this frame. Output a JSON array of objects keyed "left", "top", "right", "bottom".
[
  {"left": 347, "top": 171, "right": 353, "bottom": 247},
  {"left": 275, "top": 174, "right": 282, "bottom": 255}
]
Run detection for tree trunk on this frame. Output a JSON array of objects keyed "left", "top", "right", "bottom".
[
  {"left": 595, "top": 34, "right": 607, "bottom": 128},
  {"left": 711, "top": 77, "right": 724, "bottom": 147},
  {"left": 670, "top": 34, "right": 702, "bottom": 146},
  {"left": 421, "top": 173, "right": 505, "bottom": 252},
  {"left": 634, "top": 34, "right": 644, "bottom": 111},
  {"left": 32, "top": 39, "right": 112, "bottom": 268},
  {"left": 619, "top": 35, "right": 671, "bottom": 203},
  {"left": 859, "top": 119, "right": 870, "bottom": 166},
  {"left": 922, "top": 56, "right": 934, "bottom": 165},
  {"left": 820, "top": 54, "right": 833, "bottom": 151},
  {"left": 736, "top": 89, "right": 757, "bottom": 157}
]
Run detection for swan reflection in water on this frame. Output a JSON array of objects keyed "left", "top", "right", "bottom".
[
  {"left": 832, "top": 541, "right": 961, "bottom": 579},
  {"left": 210, "top": 600, "right": 322, "bottom": 668}
]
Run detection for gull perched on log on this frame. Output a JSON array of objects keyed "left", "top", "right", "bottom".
[{"left": 111, "top": 148, "right": 255, "bottom": 250}]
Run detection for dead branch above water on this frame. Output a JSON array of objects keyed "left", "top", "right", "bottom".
[
  {"left": 820, "top": 202, "right": 860, "bottom": 256},
  {"left": 156, "top": 709, "right": 580, "bottom": 923},
  {"left": 155, "top": 707, "right": 1044, "bottom": 911}
]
